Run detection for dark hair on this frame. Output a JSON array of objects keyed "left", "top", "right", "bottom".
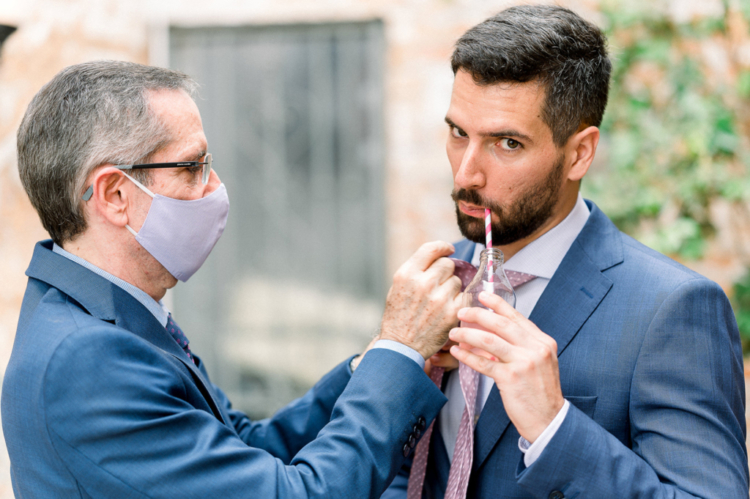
[
  {"left": 451, "top": 5, "right": 611, "bottom": 146},
  {"left": 17, "top": 61, "right": 197, "bottom": 246}
]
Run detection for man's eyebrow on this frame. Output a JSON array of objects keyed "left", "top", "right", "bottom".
[
  {"left": 486, "top": 129, "right": 533, "bottom": 144},
  {"left": 184, "top": 149, "right": 207, "bottom": 162},
  {"left": 445, "top": 116, "right": 461, "bottom": 130},
  {"left": 444, "top": 117, "right": 533, "bottom": 144}
]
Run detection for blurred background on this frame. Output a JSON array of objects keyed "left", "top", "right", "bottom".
[{"left": 0, "top": 0, "right": 749, "bottom": 496}]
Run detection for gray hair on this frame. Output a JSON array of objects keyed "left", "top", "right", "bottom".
[{"left": 17, "top": 60, "right": 198, "bottom": 245}]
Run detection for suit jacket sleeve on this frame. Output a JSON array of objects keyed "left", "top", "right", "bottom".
[
  {"left": 208, "top": 358, "right": 352, "bottom": 463},
  {"left": 43, "top": 328, "right": 446, "bottom": 499},
  {"left": 517, "top": 278, "right": 749, "bottom": 498}
]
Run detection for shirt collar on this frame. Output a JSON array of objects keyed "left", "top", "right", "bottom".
[
  {"left": 471, "top": 194, "right": 590, "bottom": 279},
  {"left": 52, "top": 243, "right": 171, "bottom": 327}
]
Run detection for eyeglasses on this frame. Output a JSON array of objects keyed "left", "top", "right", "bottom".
[{"left": 82, "top": 153, "right": 213, "bottom": 201}]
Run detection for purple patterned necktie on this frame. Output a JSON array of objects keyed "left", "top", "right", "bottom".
[
  {"left": 166, "top": 314, "right": 195, "bottom": 364},
  {"left": 407, "top": 264, "right": 537, "bottom": 499},
  {"left": 444, "top": 362, "right": 480, "bottom": 499},
  {"left": 407, "top": 366, "right": 445, "bottom": 499},
  {"left": 505, "top": 270, "right": 537, "bottom": 289}
]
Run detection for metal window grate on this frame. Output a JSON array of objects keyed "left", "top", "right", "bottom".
[{"left": 169, "top": 21, "right": 385, "bottom": 418}]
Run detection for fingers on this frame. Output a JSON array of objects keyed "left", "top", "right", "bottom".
[
  {"left": 450, "top": 325, "right": 512, "bottom": 363},
  {"left": 456, "top": 306, "right": 526, "bottom": 347},
  {"left": 426, "top": 257, "right": 457, "bottom": 285},
  {"left": 379, "top": 243, "right": 463, "bottom": 359},
  {"left": 460, "top": 293, "right": 556, "bottom": 350},
  {"left": 429, "top": 339, "right": 459, "bottom": 371},
  {"left": 449, "top": 344, "right": 498, "bottom": 379},
  {"left": 477, "top": 291, "right": 523, "bottom": 321},
  {"left": 405, "top": 241, "right": 455, "bottom": 273},
  {"left": 437, "top": 274, "right": 462, "bottom": 302}
]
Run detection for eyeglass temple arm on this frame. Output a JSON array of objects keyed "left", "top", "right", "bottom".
[
  {"left": 83, "top": 160, "right": 210, "bottom": 200},
  {"left": 116, "top": 162, "right": 207, "bottom": 169}
]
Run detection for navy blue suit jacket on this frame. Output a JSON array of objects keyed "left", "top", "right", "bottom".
[
  {"left": 388, "top": 200, "right": 748, "bottom": 498},
  {"left": 2, "top": 240, "right": 447, "bottom": 498}
]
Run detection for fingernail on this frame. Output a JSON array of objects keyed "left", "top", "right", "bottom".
[
  {"left": 449, "top": 327, "right": 458, "bottom": 339},
  {"left": 457, "top": 307, "right": 468, "bottom": 318},
  {"left": 479, "top": 291, "right": 488, "bottom": 299}
]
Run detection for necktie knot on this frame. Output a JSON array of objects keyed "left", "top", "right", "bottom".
[{"left": 450, "top": 258, "right": 537, "bottom": 291}]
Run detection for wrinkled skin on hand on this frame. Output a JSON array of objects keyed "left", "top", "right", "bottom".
[
  {"left": 449, "top": 258, "right": 478, "bottom": 291},
  {"left": 379, "top": 241, "right": 464, "bottom": 360},
  {"left": 424, "top": 257, "right": 477, "bottom": 373}
]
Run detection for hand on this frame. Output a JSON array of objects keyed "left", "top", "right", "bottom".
[
  {"left": 379, "top": 241, "right": 463, "bottom": 359},
  {"left": 426, "top": 340, "right": 460, "bottom": 373},
  {"left": 448, "top": 291, "right": 564, "bottom": 443}
]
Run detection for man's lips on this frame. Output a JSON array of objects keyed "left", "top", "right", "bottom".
[{"left": 458, "top": 201, "right": 486, "bottom": 218}]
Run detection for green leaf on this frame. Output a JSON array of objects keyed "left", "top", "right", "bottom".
[{"left": 738, "top": 71, "right": 750, "bottom": 99}]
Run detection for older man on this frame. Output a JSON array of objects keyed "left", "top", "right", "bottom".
[
  {"left": 2, "top": 61, "right": 463, "bottom": 498},
  {"left": 390, "top": 5, "right": 748, "bottom": 499}
]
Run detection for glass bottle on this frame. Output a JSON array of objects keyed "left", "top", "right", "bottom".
[{"left": 463, "top": 248, "right": 516, "bottom": 309}]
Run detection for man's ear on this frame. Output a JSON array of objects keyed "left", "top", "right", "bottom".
[
  {"left": 87, "top": 166, "right": 132, "bottom": 228},
  {"left": 566, "top": 126, "right": 599, "bottom": 182}
]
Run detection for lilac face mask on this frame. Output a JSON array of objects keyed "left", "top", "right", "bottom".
[{"left": 124, "top": 173, "right": 230, "bottom": 282}]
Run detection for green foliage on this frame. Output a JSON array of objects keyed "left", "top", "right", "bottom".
[
  {"left": 732, "top": 272, "right": 750, "bottom": 354},
  {"left": 587, "top": 1, "right": 750, "bottom": 353},
  {"left": 583, "top": 0, "right": 749, "bottom": 260}
]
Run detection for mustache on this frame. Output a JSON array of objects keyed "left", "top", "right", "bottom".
[{"left": 451, "top": 188, "right": 502, "bottom": 214}]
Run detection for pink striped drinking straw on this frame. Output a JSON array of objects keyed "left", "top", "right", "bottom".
[{"left": 485, "top": 208, "right": 493, "bottom": 283}]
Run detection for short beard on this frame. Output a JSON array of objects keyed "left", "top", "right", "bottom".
[{"left": 452, "top": 154, "right": 565, "bottom": 246}]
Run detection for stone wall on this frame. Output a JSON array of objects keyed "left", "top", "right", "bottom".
[{"left": 0, "top": 0, "right": 742, "bottom": 495}]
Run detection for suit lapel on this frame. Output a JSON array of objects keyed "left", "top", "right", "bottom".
[
  {"left": 451, "top": 239, "right": 476, "bottom": 261},
  {"left": 107, "top": 289, "right": 230, "bottom": 426},
  {"left": 472, "top": 202, "right": 622, "bottom": 470},
  {"left": 528, "top": 238, "right": 614, "bottom": 357},
  {"left": 26, "top": 241, "right": 229, "bottom": 425}
]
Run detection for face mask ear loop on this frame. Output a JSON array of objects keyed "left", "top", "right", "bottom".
[
  {"left": 122, "top": 171, "right": 155, "bottom": 237},
  {"left": 121, "top": 171, "right": 156, "bottom": 198}
]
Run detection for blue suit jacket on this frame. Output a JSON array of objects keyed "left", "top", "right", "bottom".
[
  {"left": 2, "top": 240, "right": 447, "bottom": 498},
  {"left": 388, "top": 200, "right": 748, "bottom": 498}
]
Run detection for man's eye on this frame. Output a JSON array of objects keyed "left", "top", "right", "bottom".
[
  {"left": 500, "top": 138, "right": 521, "bottom": 150},
  {"left": 186, "top": 166, "right": 201, "bottom": 176},
  {"left": 450, "top": 126, "right": 467, "bottom": 138}
]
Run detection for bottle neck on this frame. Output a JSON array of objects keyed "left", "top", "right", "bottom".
[{"left": 479, "top": 248, "right": 504, "bottom": 266}]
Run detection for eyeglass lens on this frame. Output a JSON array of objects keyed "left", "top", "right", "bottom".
[{"left": 203, "top": 153, "right": 212, "bottom": 185}]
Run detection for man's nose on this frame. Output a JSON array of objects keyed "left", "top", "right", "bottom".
[
  {"left": 454, "top": 142, "right": 485, "bottom": 190},
  {"left": 202, "top": 169, "right": 221, "bottom": 197}
]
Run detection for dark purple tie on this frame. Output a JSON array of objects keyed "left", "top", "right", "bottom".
[{"left": 167, "top": 314, "right": 195, "bottom": 364}]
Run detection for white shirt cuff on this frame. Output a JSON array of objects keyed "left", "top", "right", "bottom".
[
  {"left": 372, "top": 339, "right": 425, "bottom": 369},
  {"left": 518, "top": 399, "right": 570, "bottom": 467}
]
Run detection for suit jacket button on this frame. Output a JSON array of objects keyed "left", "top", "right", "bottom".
[
  {"left": 417, "top": 417, "right": 426, "bottom": 431},
  {"left": 413, "top": 425, "right": 422, "bottom": 439},
  {"left": 549, "top": 491, "right": 565, "bottom": 499},
  {"left": 408, "top": 434, "right": 417, "bottom": 448},
  {"left": 403, "top": 443, "right": 411, "bottom": 457}
]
